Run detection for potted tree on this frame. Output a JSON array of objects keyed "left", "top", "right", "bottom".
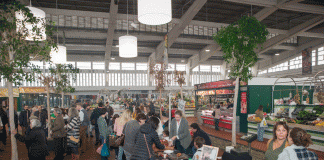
[
  {"left": 0, "top": 1, "right": 56, "bottom": 159},
  {"left": 213, "top": 15, "right": 269, "bottom": 146}
]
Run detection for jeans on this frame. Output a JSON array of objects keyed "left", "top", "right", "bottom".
[
  {"left": 95, "top": 125, "right": 100, "bottom": 144},
  {"left": 100, "top": 136, "right": 109, "bottom": 160},
  {"left": 257, "top": 123, "right": 265, "bottom": 141},
  {"left": 214, "top": 118, "right": 220, "bottom": 131},
  {"left": 118, "top": 146, "right": 124, "bottom": 160},
  {"left": 191, "top": 146, "right": 197, "bottom": 155}
]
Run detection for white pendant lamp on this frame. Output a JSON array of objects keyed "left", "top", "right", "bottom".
[
  {"left": 119, "top": 0, "right": 137, "bottom": 58},
  {"left": 119, "top": 35, "right": 137, "bottom": 58},
  {"left": 50, "top": 45, "right": 67, "bottom": 64},
  {"left": 138, "top": 0, "right": 172, "bottom": 25},
  {"left": 16, "top": 6, "right": 46, "bottom": 41}
]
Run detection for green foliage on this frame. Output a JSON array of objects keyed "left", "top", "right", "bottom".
[
  {"left": 0, "top": 1, "right": 56, "bottom": 84},
  {"left": 48, "top": 64, "right": 79, "bottom": 94},
  {"left": 213, "top": 16, "right": 269, "bottom": 82}
]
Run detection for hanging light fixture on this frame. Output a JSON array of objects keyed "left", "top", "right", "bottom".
[
  {"left": 15, "top": 1, "right": 46, "bottom": 41},
  {"left": 50, "top": 0, "right": 67, "bottom": 64},
  {"left": 138, "top": 0, "right": 172, "bottom": 25},
  {"left": 119, "top": 0, "right": 137, "bottom": 58}
]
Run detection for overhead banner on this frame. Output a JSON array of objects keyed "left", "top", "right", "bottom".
[
  {"left": 19, "top": 87, "right": 48, "bottom": 93},
  {"left": 195, "top": 79, "right": 247, "bottom": 90},
  {"left": 302, "top": 47, "right": 312, "bottom": 75},
  {"left": 0, "top": 88, "right": 19, "bottom": 97}
]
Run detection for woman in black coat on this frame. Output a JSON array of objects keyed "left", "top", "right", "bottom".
[
  {"left": 12, "top": 119, "right": 49, "bottom": 160},
  {"left": 131, "top": 117, "right": 172, "bottom": 160},
  {"left": 0, "top": 107, "right": 8, "bottom": 148}
]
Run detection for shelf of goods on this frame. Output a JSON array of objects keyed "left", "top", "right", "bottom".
[
  {"left": 201, "top": 109, "right": 234, "bottom": 130},
  {"left": 247, "top": 120, "right": 324, "bottom": 152},
  {"left": 185, "top": 107, "right": 195, "bottom": 117}
]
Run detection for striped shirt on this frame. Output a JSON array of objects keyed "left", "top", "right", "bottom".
[{"left": 66, "top": 116, "right": 81, "bottom": 147}]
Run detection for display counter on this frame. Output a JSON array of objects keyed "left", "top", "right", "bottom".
[
  {"left": 201, "top": 109, "right": 235, "bottom": 130},
  {"left": 247, "top": 120, "right": 324, "bottom": 152}
]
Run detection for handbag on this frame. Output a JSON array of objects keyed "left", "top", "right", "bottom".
[
  {"left": 115, "top": 123, "right": 127, "bottom": 146},
  {"left": 109, "top": 135, "right": 118, "bottom": 147},
  {"left": 69, "top": 127, "right": 80, "bottom": 144}
]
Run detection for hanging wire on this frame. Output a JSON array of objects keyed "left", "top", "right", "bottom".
[
  {"left": 56, "top": 0, "right": 59, "bottom": 45},
  {"left": 127, "top": 0, "right": 129, "bottom": 35}
]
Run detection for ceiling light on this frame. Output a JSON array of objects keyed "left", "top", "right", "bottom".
[
  {"left": 131, "top": 22, "right": 138, "bottom": 28},
  {"left": 181, "top": 60, "right": 185, "bottom": 63},
  {"left": 138, "top": 0, "right": 172, "bottom": 25},
  {"left": 275, "top": 53, "right": 280, "bottom": 56},
  {"left": 206, "top": 49, "right": 210, "bottom": 52},
  {"left": 50, "top": 45, "right": 67, "bottom": 64},
  {"left": 16, "top": 6, "right": 46, "bottom": 41},
  {"left": 119, "top": 35, "right": 138, "bottom": 58},
  {"left": 119, "top": 0, "right": 137, "bottom": 58},
  {"left": 116, "top": 45, "right": 119, "bottom": 47},
  {"left": 111, "top": 57, "right": 115, "bottom": 60}
]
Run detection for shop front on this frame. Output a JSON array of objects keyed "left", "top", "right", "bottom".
[{"left": 19, "top": 87, "right": 71, "bottom": 109}]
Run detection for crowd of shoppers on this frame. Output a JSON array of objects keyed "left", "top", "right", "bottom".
[{"left": 0, "top": 100, "right": 320, "bottom": 160}]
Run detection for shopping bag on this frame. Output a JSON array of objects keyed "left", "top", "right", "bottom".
[
  {"left": 260, "top": 118, "right": 268, "bottom": 128},
  {"left": 96, "top": 144, "right": 103, "bottom": 154},
  {"left": 101, "top": 143, "right": 110, "bottom": 157}
]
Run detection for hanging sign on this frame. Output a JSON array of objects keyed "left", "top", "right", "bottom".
[
  {"left": 196, "top": 90, "right": 215, "bottom": 96},
  {"left": 241, "top": 92, "right": 247, "bottom": 114},
  {"left": 302, "top": 47, "right": 312, "bottom": 75}
]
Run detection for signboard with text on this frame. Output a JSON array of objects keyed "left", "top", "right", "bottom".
[
  {"left": 195, "top": 79, "right": 247, "bottom": 90},
  {"left": 241, "top": 92, "right": 247, "bottom": 114}
]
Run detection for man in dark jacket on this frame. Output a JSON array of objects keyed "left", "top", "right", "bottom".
[
  {"left": 51, "top": 108, "right": 66, "bottom": 160},
  {"left": 90, "top": 102, "right": 105, "bottom": 145},
  {"left": 18, "top": 105, "right": 31, "bottom": 136},
  {"left": 148, "top": 101, "right": 155, "bottom": 115},
  {"left": 189, "top": 123, "right": 211, "bottom": 155}
]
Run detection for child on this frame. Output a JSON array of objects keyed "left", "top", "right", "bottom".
[
  {"left": 162, "top": 130, "right": 170, "bottom": 141},
  {"left": 192, "top": 137, "right": 205, "bottom": 160}
]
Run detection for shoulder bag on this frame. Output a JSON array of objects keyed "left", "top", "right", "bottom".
[{"left": 115, "top": 123, "right": 127, "bottom": 146}]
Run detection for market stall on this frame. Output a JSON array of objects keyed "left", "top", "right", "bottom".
[
  {"left": 247, "top": 77, "right": 324, "bottom": 152},
  {"left": 195, "top": 79, "right": 247, "bottom": 133}
]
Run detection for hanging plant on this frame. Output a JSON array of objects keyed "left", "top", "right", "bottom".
[{"left": 213, "top": 15, "right": 269, "bottom": 82}]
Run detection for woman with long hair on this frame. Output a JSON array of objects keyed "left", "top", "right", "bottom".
[
  {"left": 114, "top": 110, "right": 132, "bottom": 160},
  {"left": 66, "top": 107, "right": 81, "bottom": 160}
]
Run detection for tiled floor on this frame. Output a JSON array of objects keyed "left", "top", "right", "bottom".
[{"left": 186, "top": 117, "right": 324, "bottom": 160}]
